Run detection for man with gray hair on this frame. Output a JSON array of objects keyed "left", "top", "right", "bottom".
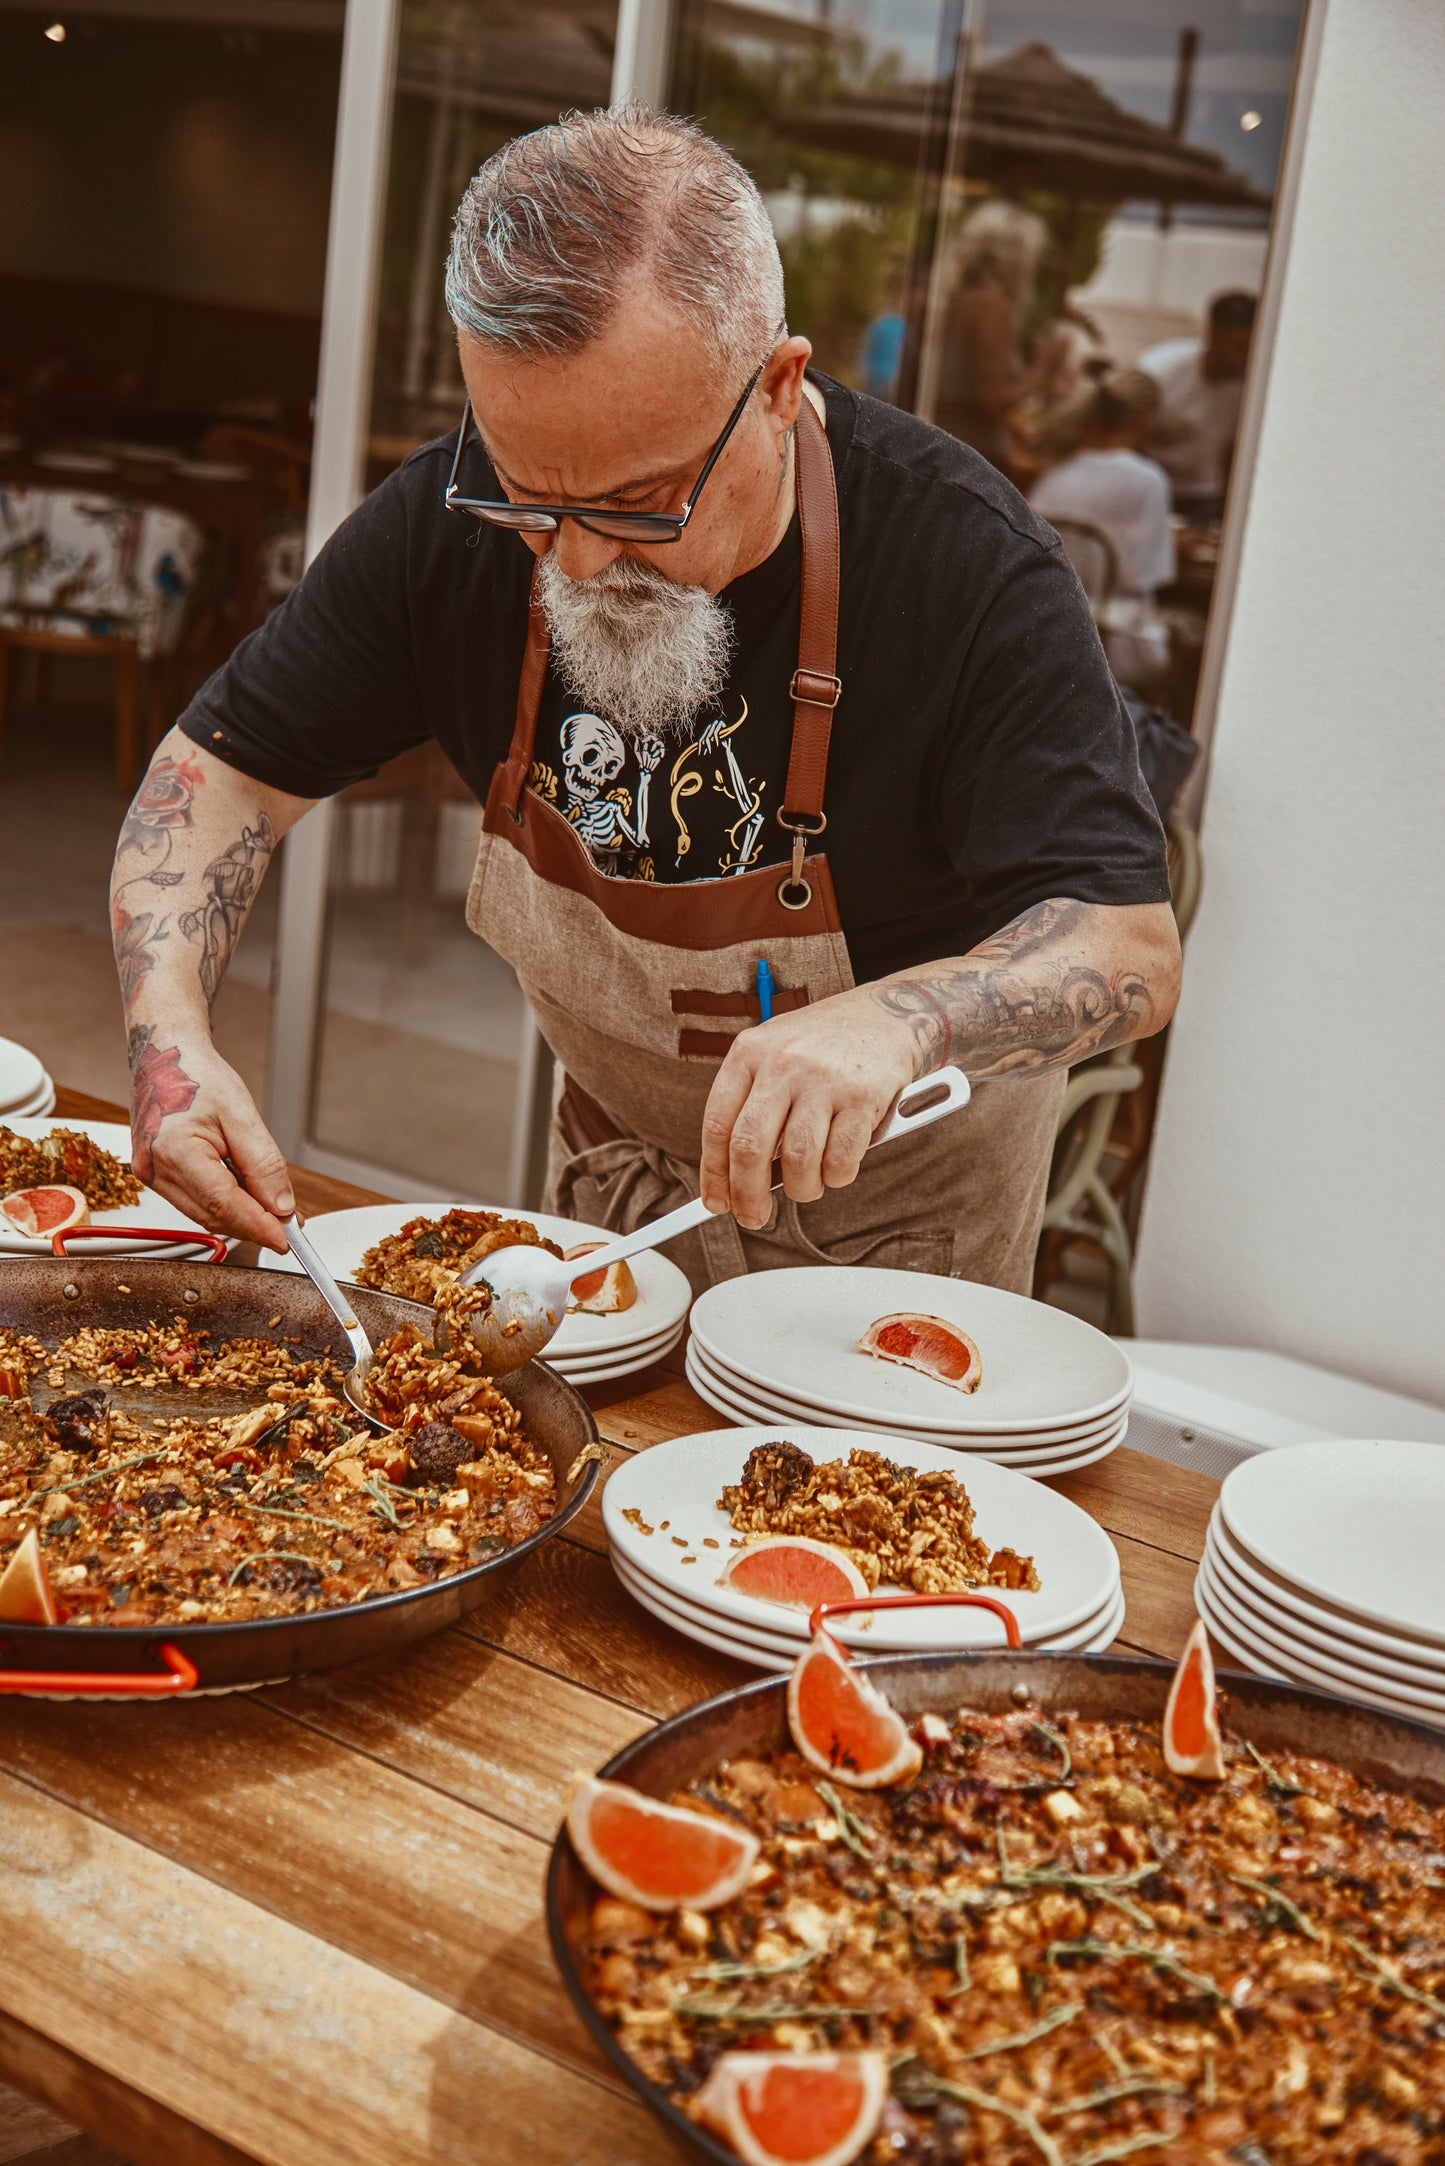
[{"left": 113, "top": 105, "right": 1179, "bottom": 1294}]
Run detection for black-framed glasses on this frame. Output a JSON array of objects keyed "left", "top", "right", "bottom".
[{"left": 444, "top": 351, "right": 771, "bottom": 544}]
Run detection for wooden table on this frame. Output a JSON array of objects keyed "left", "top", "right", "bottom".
[{"left": 0, "top": 1090, "right": 1221, "bottom": 2166}]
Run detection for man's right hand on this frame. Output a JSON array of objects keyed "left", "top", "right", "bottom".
[{"left": 130, "top": 1036, "right": 295, "bottom": 1253}]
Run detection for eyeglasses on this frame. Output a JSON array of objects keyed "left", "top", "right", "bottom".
[{"left": 443, "top": 352, "right": 772, "bottom": 544}]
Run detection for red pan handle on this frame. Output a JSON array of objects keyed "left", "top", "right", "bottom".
[
  {"left": 49, "top": 1225, "right": 229, "bottom": 1263},
  {"left": 0, "top": 1641, "right": 200, "bottom": 1697},
  {"left": 810, "top": 1589, "right": 1024, "bottom": 1649}
]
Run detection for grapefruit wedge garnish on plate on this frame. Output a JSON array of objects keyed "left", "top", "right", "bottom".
[
  {"left": 1, "top": 1185, "right": 89, "bottom": 1237},
  {"left": 564, "top": 1244, "right": 638, "bottom": 1314},
  {"left": 0, "top": 1529, "right": 59, "bottom": 1624},
  {"left": 567, "top": 1775, "right": 759, "bottom": 1911},
  {"left": 787, "top": 1628, "right": 922, "bottom": 1790},
  {"left": 1163, "top": 1615, "right": 1226, "bottom": 1780},
  {"left": 857, "top": 1312, "right": 981, "bottom": 1393},
  {"left": 693, "top": 2050, "right": 888, "bottom": 2166},
  {"left": 717, "top": 1536, "right": 868, "bottom": 1611}
]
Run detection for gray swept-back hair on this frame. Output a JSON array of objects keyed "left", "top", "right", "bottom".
[{"left": 444, "top": 104, "right": 785, "bottom": 377}]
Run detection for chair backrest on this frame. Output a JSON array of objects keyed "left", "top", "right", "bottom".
[{"left": 1048, "top": 517, "right": 1120, "bottom": 612}]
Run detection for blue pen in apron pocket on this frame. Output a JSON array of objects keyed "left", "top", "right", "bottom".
[{"left": 754, "top": 958, "right": 775, "bottom": 1022}]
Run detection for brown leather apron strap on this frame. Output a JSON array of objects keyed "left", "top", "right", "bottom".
[
  {"left": 499, "top": 583, "right": 551, "bottom": 818},
  {"left": 780, "top": 394, "right": 843, "bottom": 829}
]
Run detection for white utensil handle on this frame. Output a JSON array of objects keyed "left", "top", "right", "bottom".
[
  {"left": 570, "top": 1064, "right": 972, "bottom": 1280},
  {"left": 283, "top": 1213, "right": 373, "bottom": 1368}
]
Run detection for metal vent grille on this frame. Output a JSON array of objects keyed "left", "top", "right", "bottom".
[{"left": 1120, "top": 1407, "right": 1265, "bottom": 1482}]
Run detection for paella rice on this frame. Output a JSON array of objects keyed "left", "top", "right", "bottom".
[
  {"left": 0, "top": 1125, "right": 141, "bottom": 1212},
  {"left": 576, "top": 1705, "right": 1445, "bottom": 2164},
  {"left": 355, "top": 1207, "right": 563, "bottom": 1307},
  {"left": 720, "top": 1442, "right": 1040, "bottom": 1595},
  {"left": 0, "top": 1317, "right": 556, "bottom": 1626}
]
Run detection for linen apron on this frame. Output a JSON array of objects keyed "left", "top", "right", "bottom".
[{"left": 466, "top": 395, "right": 1063, "bottom": 1294}]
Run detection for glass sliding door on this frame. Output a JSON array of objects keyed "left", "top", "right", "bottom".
[{"left": 294, "top": 0, "right": 619, "bottom": 1201}]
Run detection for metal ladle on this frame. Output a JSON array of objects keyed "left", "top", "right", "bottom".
[
  {"left": 282, "top": 1212, "right": 380, "bottom": 1428},
  {"left": 454, "top": 1065, "right": 973, "bottom": 1377}
]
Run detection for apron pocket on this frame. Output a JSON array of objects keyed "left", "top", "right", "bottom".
[{"left": 775, "top": 1200, "right": 956, "bottom": 1279}]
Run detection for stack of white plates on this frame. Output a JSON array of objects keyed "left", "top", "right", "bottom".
[
  {"left": 0, "top": 1039, "right": 56, "bottom": 1120},
  {"left": 260, "top": 1203, "right": 691, "bottom": 1385},
  {"left": 0, "top": 1115, "right": 225, "bottom": 1260},
  {"left": 604, "top": 1425, "right": 1125, "bottom": 1671},
  {"left": 1196, "top": 1439, "right": 1445, "bottom": 1730},
  {"left": 686, "top": 1268, "right": 1132, "bottom": 1477}
]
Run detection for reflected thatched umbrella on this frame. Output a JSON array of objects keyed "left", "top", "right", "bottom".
[{"left": 793, "top": 40, "right": 1270, "bottom": 209}]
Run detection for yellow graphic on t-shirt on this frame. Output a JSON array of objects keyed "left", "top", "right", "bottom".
[
  {"left": 668, "top": 702, "right": 764, "bottom": 874},
  {"left": 529, "top": 760, "right": 559, "bottom": 803}
]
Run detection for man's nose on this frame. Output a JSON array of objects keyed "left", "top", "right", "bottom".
[{"left": 541, "top": 522, "right": 627, "bottom": 582}]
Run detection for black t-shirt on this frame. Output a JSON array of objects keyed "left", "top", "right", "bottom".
[{"left": 181, "top": 373, "right": 1170, "bottom": 983}]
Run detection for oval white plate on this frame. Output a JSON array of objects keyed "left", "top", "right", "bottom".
[
  {"left": 603, "top": 1425, "right": 1120, "bottom": 1650},
  {"left": 1201, "top": 1542, "right": 1445, "bottom": 1702},
  {"left": 259, "top": 1201, "right": 691, "bottom": 1355},
  {"left": 682, "top": 1346, "right": 1126, "bottom": 1477},
  {"left": 689, "top": 1268, "right": 1131, "bottom": 1433},
  {"left": 0, "top": 1039, "right": 47, "bottom": 1112},
  {"left": 1208, "top": 1508, "right": 1445, "bottom": 1669},
  {"left": 553, "top": 1325, "right": 685, "bottom": 1383},
  {"left": 1220, "top": 1439, "right": 1445, "bottom": 1641},
  {"left": 0, "top": 1117, "right": 227, "bottom": 1259},
  {"left": 686, "top": 1337, "right": 1127, "bottom": 1449},
  {"left": 1195, "top": 1567, "right": 1445, "bottom": 1729},
  {"left": 612, "top": 1546, "right": 1125, "bottom": 1659}
]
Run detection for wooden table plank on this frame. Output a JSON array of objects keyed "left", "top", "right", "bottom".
[
  {"left": 0, "top": 1771, "right": 667, "bottom": 2166},
  {"left": 0, "top": 1694, "right": 619, "bottom": 2087},
  {"left": 262, "top": 1630, "right": 647, "bottom": 1841}
]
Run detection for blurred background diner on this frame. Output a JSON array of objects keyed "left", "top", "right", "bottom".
[{"left": 0, "top": 0, "right": 1298, "bottom": 1320}]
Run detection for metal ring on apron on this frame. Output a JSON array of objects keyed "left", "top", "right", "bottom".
[{"left": 776, "top": 808, "right": 825, "bottom": 911}]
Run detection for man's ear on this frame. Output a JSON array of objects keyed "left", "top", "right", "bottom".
[{"left": 760, "top": 336, "right": 812, "bottom": 433}]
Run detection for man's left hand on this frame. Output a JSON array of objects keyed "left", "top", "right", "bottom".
[{"left": 699, "top": 990, "right": 921, "bottom": 1228}]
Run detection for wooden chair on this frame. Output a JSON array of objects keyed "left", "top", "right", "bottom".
[
  {"left": 1034, "top": 817, "right": 1202, "bottom": 1333},
  {"left": 1048, "top": 516, "right": 1120, "bottom": 615},
  {"left": 0, "top": 620, "right": 143, "bottom": 794}
]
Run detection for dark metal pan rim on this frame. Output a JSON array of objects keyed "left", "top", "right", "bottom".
[{"left": 545, "top": 1649, "right": 1445, "bottom": 2166}]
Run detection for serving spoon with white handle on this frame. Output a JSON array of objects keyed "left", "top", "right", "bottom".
[{"left": 454, "top": 1065, "right": 973, "bottom": 1378}]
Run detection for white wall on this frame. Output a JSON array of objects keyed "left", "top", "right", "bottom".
[{"left": 1135, "top": 0, "right": 1445, "bottom": 1409}]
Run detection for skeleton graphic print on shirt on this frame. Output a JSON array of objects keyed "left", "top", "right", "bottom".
[{"left": 531, "top": 692, "right": 771, "bottom": 884}]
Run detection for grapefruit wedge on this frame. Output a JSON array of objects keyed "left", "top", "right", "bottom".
[
  {"left": 717, "top": 1536, "right": 868, "bottom": 1611},
  {"left": 1163, "top": 1615, "right": 1226, "bottom": 1780},
  {"left": 857, "top": 1312, "right": 981, "bottom": 1393},
  {"left": 565, "top": 1244, "right": 638, "bottom": 1314},
  {"left": 0, "top": 1529, "right": 59, "bottom": 1625},
  {"left": 1, "top": 1185, "right": 89, "bottom": 1238},
  {"left": 567, "top": 1775, "right": 759, "bottom": 1911},
  {"left": 787, "top": 1629, "right": 922, "bottom": 1790},
  {"left": 694, "top": 2051, "right": 888, "bottom": 2166}
]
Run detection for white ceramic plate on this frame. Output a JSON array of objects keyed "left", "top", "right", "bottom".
[
  {"left": 1207, "top": 1508, "right": 1445, "bottom": 1670},
  {"left": 682, "top": 1345, "right": 1127, "bottom": 1477},
  {"left": 686, "top": 1337, "right": 1127, "bottom": 1449},
  {"left": 1220, "top": 1439, "right": 1445, "bottom": 1641},
  {"left": 620, "top": 1565, "right": 1125, "bottom": 1674},
  {"left": 1201, "top": 1541, "right": 1445, "bottom": 1702},
  {"left": 612, "top": 1547, "right": 1125, "bottom": 1660},
  {"left": 603, "top": 1425, "right": 1120, "bottom": 1651},
  {"left": 0, "top": 1040, "right": 47, "bottom": 1112},
  {"left": 689, "top": 1268, "right": 1132, "bottom": 1433},
  {"left": 260, "top": 1201, "right": 692, "bottom": 1355},
  {"left": 551, "top": 1325, "right": 686, "bottom": 1383},
  {"left": 1195, "top": 1567, "right": 1445, "bottom": 1730},
  {"left": 0, "top": 1081, "right": 56, "bottom": 1121},
  {"left": 0, "top": 1117, "right": 226, "bottom": 1259},
  {"left": 34, "top": 450, "right": 116, "bottom": 473}
]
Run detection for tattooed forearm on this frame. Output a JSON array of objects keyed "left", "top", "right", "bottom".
[
  {"left": 871, "top": 899, "right": 1172, "bottom": 1080},
  {"left": 178, "top": 814, "right": 276, "bottom": 1008},
  {"left": 126, "top": 1024, "right": 199, "bottom": 1184}
]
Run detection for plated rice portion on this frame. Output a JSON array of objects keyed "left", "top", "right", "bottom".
[
  {"left": 0, "top": 1318, "right": 555, "bottom": 1626},
  {"left": 0, "top": 1125, "right": 141, "bottom": 1211},
  {"left": 354, "top": 1208, "right": 562, "bottom": 1306}
]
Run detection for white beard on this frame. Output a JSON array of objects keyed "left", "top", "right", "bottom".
[{"left": 536, "top": 551, "right": 734, "bottom": 743}]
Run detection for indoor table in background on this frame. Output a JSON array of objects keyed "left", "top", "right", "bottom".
[{"left": 0, "top": 1086, "right": 1220, "bottom": 2166}]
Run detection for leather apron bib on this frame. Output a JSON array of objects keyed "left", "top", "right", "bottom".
[{"left": 466, "top": 394, "right": 1063, "bottom": 1293}]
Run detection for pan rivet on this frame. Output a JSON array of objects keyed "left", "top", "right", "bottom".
[
  {"left": 183, "top": 1288, "right": 201, "bottom": 1304},
  {"left": 1010, "top": 1682, "right": 1033, "bottom": 1706},
  {"left": 63, "top": 1283, "right": 79, "bottom": 1299}
]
